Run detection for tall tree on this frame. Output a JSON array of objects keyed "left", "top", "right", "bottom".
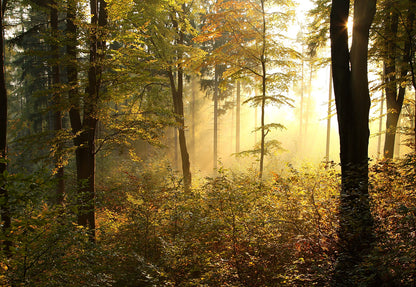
[
  {"left": 198, "top": 1, "right": 235, "bottom": 173},
  {"left": 0, "top": 0, "right": 11, "bottom": 257},
  {"left": 198, "top": 0, "right": 296, "bottom": 179},
  {"left": 236, "top": 80, "right": 241, "bottom": 153},
  {"left": 373, "top": 0, "right": 414, "bottom": 159},
  {"left": 137, "top": 0, "right": 204, "bottom": 190},
  {"left": 67, "top": 0, "right": 108, "bottom": 240},
  {"left": 330, "top": 0, "right": 376, "bottom": 284},
  {"left": 49, "top": 0, "right": 64, "bottom": 203},
  {"left": 166, "top": 2, "right": 192, "bottom": 190}
]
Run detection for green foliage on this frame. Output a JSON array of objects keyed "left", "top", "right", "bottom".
[
  {"left": 95, "top": 162, "right": 340, "bottom": 286},
  {"left": 2, "top": 155, "right": 416, "bottom": 286},
  {"left": 0, "top": 169, "right": 112, "bottom": 287},
  {"left": 367, "top": 156, "right": 416, "bottom": 286}
]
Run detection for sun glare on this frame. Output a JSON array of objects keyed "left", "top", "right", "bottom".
[{"left": 347, "top": 20, "right": 353, "bottom": 32}]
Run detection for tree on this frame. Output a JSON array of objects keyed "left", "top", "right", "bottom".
[
  {"left": 66, "top": 0, "right": 108, "bottom": 240},
  {"left": 198, "top": 0, "right": 296, "bottom": 179},
  {"left": 330, "top": 0, "right": 377, "bottom": 284},
  {"left": 198, "top": 1, "right": 236, "bottom": 173},
  {"left": 49, "top": 0, "right": 64, "bottom": 203},
  {"left": 236, "top": 80, "right": 241, "bottom": 153},
  {"left": 0, "top": 0, "right": 11, "bottom": 257},
  {"left": 371, "top": 0, "right": 415, "bottom": 159},
  {"left": 140, "top": 0, "right": 203, "bottom": 190}
]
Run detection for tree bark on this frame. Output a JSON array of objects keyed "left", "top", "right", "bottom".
[
  {"left": 0, "top": 0, "right": 11, "bottom": 257},
  {"left": 330, "top": 0, "right": 376, "bottom": 284},
  {"left": 169, "top": 14, "right": 191, "bottom": 191},
  {"left": 50, "top": 0, "right": 65, "bottom": 203},
  {"left": 168, "top": 68, "right": 191, "bottom": 191},
  {"left": 67, "top": 0, "right": 107, "bottom": 241},
  {"left": 383, "top": 2, "right": 406, "bottom": 159}
]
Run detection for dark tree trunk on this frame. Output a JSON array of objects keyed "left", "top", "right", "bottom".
[
  {"left": 67, "top": 0, "right": 107, "bottom": 241},
  {"left": 383, "top": 3, "right": 405, "bottom": 159},
  {"left": 168, "top": 16, "right": 191, "bottom": 191},
  {"left": 330, "top": 0, "right": 376, "bottom": 284},
  {"left": 168, "top": 68, "right": 191, "bottom": 191},
  {"left": 384, "top": 104, "right": 401, "bottom": 158},
  {"left": 50, "top": 1, "right": 64, "bottom": 203},
  {"left": 0, "top": 0, "right": 11, "bottom": 257}
]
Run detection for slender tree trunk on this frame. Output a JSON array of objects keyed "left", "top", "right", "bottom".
[
  {"left": 377, "top": 91, "right": 384, "bottom": 158},
  {"left": 259, "top": 65, "right": 266, "bottom": 179},
  {"left": 174, "top": 127, "right": 178, "bottom": 170},
  {"left": 300, "top": 52, "right": 304, "bottom": 139},
  {"left": 384, "top": 105, "right": 401, "bottom": 158},
  {"left": 304, "top": 63, "right": 313, "bottom": 137},
  {"left": 0, "top": 0, "right": 11, "bottom": 257},
  {"left": 50, "top": 1, "right": 64, "bottom": 203},
  {"left": 236, "top": 80, "right": 240, "bottom": 154},
  {"left": 177, "top": 70, "right": 191, "bottom": 190},
  {"left": 254, "top": 96, "right": 258, "bottom": 145},
  {"left": 168, "top": 12, "right": 191, "bottom": 191},
  {"left": 191, "top": 76, "right": 197, "bottom": 160},
  {"left": 169, "top": 70, "right": 191, "bottom": 191},
  {"left": 330, "top": 0, "right": 376, "bottom": 284},
  {"left": 213, "top": 66, "right": 219, "bottom": 172},
  {"left": 326, "top": 65, "right": 332, "bottom": 162},
  {"left": 259, "top": 0, "right": 266, "bottom": 180}
]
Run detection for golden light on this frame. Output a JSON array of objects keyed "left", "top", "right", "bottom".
[{"left": 347, "top": 20, "right": 353, "bottom": 32}]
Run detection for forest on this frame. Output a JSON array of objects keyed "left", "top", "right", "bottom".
[{"left": 0, "top": 0, "right": 415, "bottom": 286}]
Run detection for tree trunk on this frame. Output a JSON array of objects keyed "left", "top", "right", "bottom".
[
  {"left": 67, "top": 0, "right": 107, "bottom": 241},
  {"left": 236, "top": 80, "right": 240, "bottom": 154},
  {"left": 304, "top": 63, "right": 313, "bottom": 137},
  {"left": 213, "top": 66, "right": 219, "bottom": 172},
  {"left": 50, "top": 1, "right": 64, "bottom": 203},
  {"left": 0, "top": 0, "right": 11, "bottom": 257},
  {"left": 168, "top": 15, "right": 191, "bottom": 190},
  {"left": 300, "top": 52, "right": 304, "bottom": 139},
  {"left": 326, "top": 65, "right": 332, "bottom": 162},
  {"left": 383, "top": 3, "right": 403, "bottom": 159},
  {"left": 191, "top": 76, "right": 197, "bottom": 160},
  {"left": 259, "top": 0, "right": 266, "bottom": 180},
  {"left": 259, "top": 61, "right": 266, "bottom": 179},
  {"left": 330, "top": 0, "right": 376, "bottom": 284},
  {"left": 384, "top": 105, "right": 401, "bottom": 158},
  {"left": 377, "top": 91, "right": 384, "bottom": 158},
  {"left": 168, "top": 69, "right": 191, "bottom": 191}
]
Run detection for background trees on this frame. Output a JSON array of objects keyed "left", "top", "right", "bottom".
[
  {"left": 198, "top": 0, "right": 297, "bottom": 179},
  {"left": 370, "top": 0, "right": 416, "bottom": 159}
]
